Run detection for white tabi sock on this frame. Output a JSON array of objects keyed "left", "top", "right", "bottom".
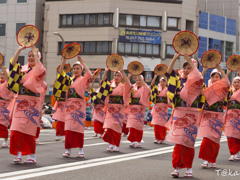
[
  {"left": 57, "top": 135, "right": 60, "bottom": 138},
  {"left": 17, "top": 151, "right": 22, "bottom": 159},
  {"left": 186, "top": 168, "right": 192, "bottom": 173},
  {"left": 29, "top": 154, "right": 36, "bottom": 160},
  {"left": 175, "top": 167, "right": 180, "bottom": 173},
  {"left": 109, "top": 144, "right": 114, "bottom": 148},
  {"left": 66, "top": 149, "right": 71, "bottom": 154},
  {"left": 79, "top": 148, "right": 84, "bottom": 154},
  {"left": 203, "top": 161, "right": 208, "bottom": 164},
  {"left": 3, "top": 141, "right": 7, "bottom": 144}
]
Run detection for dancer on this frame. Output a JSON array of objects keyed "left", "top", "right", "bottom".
[
  {"left": 0, "top": 65, "right": 14, "bottom": 148},
  {"left": 224, "top": 73, "right": 240, "bottom": 161},
  {"left": 90, "top": 77, "right": 105, "bottom": 138},
  {"left": 8, "top": 45, "right": 46, "bottom": 163},
  {"left": 198, "top": 66, "right": 230, "bottom": 168},
  {"left": 151, "top": 75, "right": 168, "bottom": 144},
  {"left": 96, "top": 67, "right": 130, "bottom": 152},
  {"left": 127, "top": 74, "right": 150, "bottom": 148},
  {"left": 54, "top": 56, "right": 91, "bottom": 158},
  {"left": 166, "top": 53, "right": 204, "bottom": 177}
]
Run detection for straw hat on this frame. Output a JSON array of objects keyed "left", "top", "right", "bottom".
[
  {"left": 61, "top": 42, "right": 81, "bottom": 59},
  {"left": 201, "top": 49, "right": 222, "bottom": 69},
  {"left": 106, "top": 54, "right": 124, "bottom": 72},
  {"left": 16, "top": 25, "right": 40, "bottom": 48},
  {"left": 127, "top": 61, "right": 144, "bottom": 76},
  {"left": 172, "top": 30, "right": 199, "bottom": 56},
  {"left": 154, "top": 64, "right": 168, "bottom": 76},
  {"left": 57, "top": 63, "right": 71, "bottom": 74},
  {"left": 92, "top": 69, "right": 102, "bottom": 79},
  {"left": 0, "top": 53, "right": 3, "bottom": 65},
  {"left": 226, "top": 55, "right": 240, "bottom": 71}
]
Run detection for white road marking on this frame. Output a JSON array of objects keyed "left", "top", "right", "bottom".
[{"left": 0, "top": 137, "right": 227, "bottom": 180}]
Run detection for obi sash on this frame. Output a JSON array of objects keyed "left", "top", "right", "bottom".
[
  {"left": 19, "top": 84, "right": 40, "bottom": 97},
  {"left": 109, "top": 95, "right": 124, "bottom": 104},
  {"left": 68, "top": 88, "right": 83, "bottom": 99},
  {"left": 130, "top": 97, "right": 141, "bottom": 105},
  {"left": 204, "top": 101, "right": 224, "bottom": 112},
  {"left": 175, "top": 95, "right": 200, "bottom": 108},
  {"left": 227, "top": 100, "right": 240, "bottom": 110},
  {"left": 155, "top": 96, "right": 168, "bottom": 104}
]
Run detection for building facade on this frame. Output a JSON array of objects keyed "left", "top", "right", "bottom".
[
  {"left": 0, "top": 0, "right": 45, "bottom": 67},
  {"left": 43, "top": 0, "right": 198, "bottom": 94}
]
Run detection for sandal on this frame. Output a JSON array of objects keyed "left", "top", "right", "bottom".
[
  {"left": 107, "top": 147, "right": 113, "bottom": 152},
  {"left": 229, "top": 156, "right": 235, "bottom": 161},
  {"left": 55, "top": 137, "right": 61, "bottom": 141},
  {"left": 136, "top": 144, "right": 142, "bottom": 148},
  {"left": 184, "top": 173, "right": 193, "bottom": 177},
  {"left": 154, "top": 140, "right": 158, "bottom": 144},
  {"left": 23, "top": 158, "right": 36, "bottom": 164},
  {"left": 210, "top": 163, "right": 216, "bottom": 168},
  {"left": 201, "top": 163, "right": 208, "bottom": 168},
  {"left": 14, "top": 158, "right": 22, "bottom": 163},
  {"left": 113, "top": 147, "right": 119, "bottom": 152},
  {"left": 129, "top": 143, "right": 135, "bottom": 148},
  {"left": 62, "top": 152, "right": 71, "bottom": 157},
  {"left": 76, "top": 154, "right": 85, "bottom": 158},
  {"left": 158, "top": 140, "right": 165, "bottom": 144},
  {"left": 1, "top": 143, "right": 9, "bottom": 148},
  {"left": 234, "top": 155, "right": 240, "bottom": 160},
  {"left": 171, "top": 171, "right": 179, "bottom": 178}
]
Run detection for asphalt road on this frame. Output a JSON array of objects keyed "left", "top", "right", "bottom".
[{"left": 0, "top": 127, "right": 239, "bottom": 180}]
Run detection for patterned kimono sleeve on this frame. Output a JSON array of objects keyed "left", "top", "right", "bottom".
[
  {"left": 166, "top": 70, "right": 178, "bottom": 108},
  {"left": 150, "top": 85, "right": 158, "bottom": 103},
  {"left": 90, "top": 88, "right": 97, "bottom": 106},
  {"left": 96, "top": 79, "right": 112, "bottom": 102},
  {"left": 7, "top": 58, "right": 23, "bottom": 94},
  {"left": 53, "top": 71, "right": 72, "bottom": 99}
]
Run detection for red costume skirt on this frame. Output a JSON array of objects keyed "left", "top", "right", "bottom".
[
  {"left": 10, "top": 131, "right": 36, "bottom": 155},
  {"left": 35, "top": 127, "right": 40, "bottom": 139},
  {"left": 0, "top": 124, "right": 8, "bottom": 138},
  {"left": 122, "top": 123, "right": 129, "bottom": 135},
  {"left": 199, "top": 137, "right": 220, "bottom": 163},
  {"left": 56, "top": 121, "right": 65, "bottom": 136},
  {"left": 227, "top": 137, "right": 240, "bottom": 155},
  {"left": 172, "top": 144, "right": 195, "bottom": 169},
  {"left": 102, "top": 129, "right": 121, "bottom": 147},
  {"left": 127, "top": 128, "right": 143, "bottom": 143},
  {"left": 154, "top": 125, "right": 166, "bottom": 141},
  {"left": 94, "top": 120, "right": 104, "bottom": 135},
  {"left": 65, "top": 130, "right": 84, "bottom": 149}
]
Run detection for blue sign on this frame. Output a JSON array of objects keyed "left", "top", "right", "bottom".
[{"left": 119, "top": 29, "right": 162, "bottom": 44}]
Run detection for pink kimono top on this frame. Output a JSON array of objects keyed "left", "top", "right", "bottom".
[
  {"left": 224, "top": 87, "right": 240, "bottom": 139},
  {"left": 52, "top": 99, "right": 65, "bottom": 122},
  {"left": 9, "top": 61, "right": 46, "bottom": 136},
  {"left": 198, "top": 76, "right": 230, "bottom": 144},
  {"left": 126, "top": 84, "right": 150, "bottom": 131},
  {"left": 64, "top": 70, "right": 91, "bottom": 134},
  {"left": 151, "top": 86, "right": 168, "bottom": 127},
  {"left": 90, "top": 88, "right": 105, "bottom": 123},
  {"left": 0, "top": 81, "right": 14, "bottom": 127},
  {"left": 166, "top": 67, "right": 204, "bottom": 148},
  {"left": 102, "top": 79, "right": 131, "bottom": 133}
]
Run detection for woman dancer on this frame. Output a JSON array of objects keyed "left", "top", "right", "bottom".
[
  {"left": 54, "top": 56, "right": 91, "bottom": 158},
  {"left": 198, "top": 66, "right": 230, "bottom": 168},
  {"left": 127, "top": 74, "right": 150, "bottom": 148},
  {"left": 151, "top": 75, "right": 168, "bottom": 144},
  {"left": 0, "top": 65, "right": 14, "bottom": 148},
  {"left": 8, "top": 45, "right": 46, "bottom": 163},
  {"left": 166, "top": 53, "right": 204, "bottom": 178},
  {"left": 224, "top": 73, "right": 240, "bottom": 161},
  {"left": 97, "top": 67, "right": 130, "bottom": 152}
]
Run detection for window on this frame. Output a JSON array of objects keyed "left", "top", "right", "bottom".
[
  {"left": 168, "top": 17, "right": 178, "bottom": 29},
  {"left": 17, "top": 0, "right": 27, "bottom": 2},
  {"left": 58, "top": 41, "right": 112, "bottom": 55},
  {"left": 18, "top": 56, "right": 25, "bottom": 66},
  {"left": 0, "top": 24, "right": 6, "bottom": 36},
  {"left": 119, "top": 14, "right": 161, "bottom": 29},
  {"left": 117, "top": 42, "right": 161, "bottom": 57},
  {"left": 225, "top": 42, "right": 233, "bottom": 58},
  {"left": 186, "top": 20, "right": 193, "bottom": 32},
  {"left": 0, "top": 0, "right": 7, "bottom": 3},
  {"left": 166, "top": 45, "right": 175, "bottom": 57},
  {"left": 60, "top": 13, "right": 113, "bottom": 27},
  {"left": 147, "top": 16, "right": 160, "bottom": 27},
  {"left": 16, "top": 23, "right": 26, "bottom": 35}
]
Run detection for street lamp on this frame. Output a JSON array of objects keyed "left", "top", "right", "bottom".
[{"left": 53, "top": 32, "right": 65, "bottom": 47}]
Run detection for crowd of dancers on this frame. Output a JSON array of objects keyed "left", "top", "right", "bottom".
[{"left": 0, "top": 28, "right": 239, "bottom": 179}]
